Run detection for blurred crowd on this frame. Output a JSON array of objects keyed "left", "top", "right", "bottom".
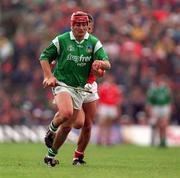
[{"left": 0, "top": 0, "right": 179, "bottom": 126}]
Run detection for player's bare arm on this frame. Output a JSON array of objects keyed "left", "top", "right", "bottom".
[{"left": 40, "top": 60, "right": 57, "bottom": 88}]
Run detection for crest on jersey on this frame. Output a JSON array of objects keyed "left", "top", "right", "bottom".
[
  {"left": 86, "top": 44, "right": 93, "bottom": 53},
  {"left": 67, "top": 45, "right": 75, "bottom": 52}
]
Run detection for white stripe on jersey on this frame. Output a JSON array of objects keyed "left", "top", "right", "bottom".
[
  {"left": 94, "top": 41, "right": 102, "bottom": 54},
  {"left": 52, "top": 37, "right": 60, "bottom": 54}
]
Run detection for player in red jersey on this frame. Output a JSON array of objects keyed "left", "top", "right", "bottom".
[
  {"left": 97, "top": 74, "right": 122, "bottom": 145},
  {"left": 66, "top": 13, "right": 106, "bottom": 165}
]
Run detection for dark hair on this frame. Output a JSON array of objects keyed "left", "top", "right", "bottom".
[{"left": 87, "top": 13, "right": 94, "bottom": 22}]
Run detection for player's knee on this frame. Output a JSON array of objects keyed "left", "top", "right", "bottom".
[
  {"left": 73, "top": 121, "right": 84, "bottom": 129},
  {"left": 160, "top": 119, "right": 169, "bottom": 128},
  {"left": 59, "top": 110, "right": 73, "bottom": 122}
]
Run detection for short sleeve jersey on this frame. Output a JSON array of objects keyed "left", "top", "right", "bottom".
[
  {"left": 39, "top": 31, "right": 109, "bottom": 87},
  {"left": 147, "top": 83, "right": 172, "bottom": 106}
]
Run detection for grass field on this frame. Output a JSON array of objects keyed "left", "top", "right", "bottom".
[{"left": 0, "top": 143, "right": 180, "bottom": 178}]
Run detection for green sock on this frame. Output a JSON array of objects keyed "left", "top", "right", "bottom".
[
  {"left": 48, "top": 148, "right": 58, "bottom": 157},
  {"left": 49, "top": 121, "right": 58, "bottom": 133},
  {"left": 160, "top": 138, "right": 166, "bottom": 147}
]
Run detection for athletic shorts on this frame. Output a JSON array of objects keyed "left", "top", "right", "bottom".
[
  {"left": 52, "top": 81, "right": 86, "bottom": 110},
  {"left": 83, "top": 82, "right": 99, "bottom": 103},
  {"left": 149, "top": 105, "right": 171, "bottom": 125},
  {"left": 151, "top": 105, "right": 171, "bottom": 119},
  {"left": 98, "top": 104, "right": 118, "bottom": 120}
]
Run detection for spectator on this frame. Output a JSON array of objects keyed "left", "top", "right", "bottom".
[{"left": 0, "top": 0, "right": 179, "bottom": 126}]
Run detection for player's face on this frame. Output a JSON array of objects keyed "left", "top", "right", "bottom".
[
  {"left": 72, "top": 22, "right": 88, "bottom": 41},
  {"left": 88, "top": 21, "right": 94, "bottom": 34}
]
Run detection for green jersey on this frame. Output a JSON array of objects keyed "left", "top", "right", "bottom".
[
  {"left": 39, "top": 31, "right": 109, "bottom": 87},
  {"left": 147, "top": 83, "right": 172, "bottom": 106}
]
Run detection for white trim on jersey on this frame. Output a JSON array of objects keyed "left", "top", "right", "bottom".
[
  {"left": 52, "top": 37, "right": 60, "bottom": 55},
  {"left": 70, "top": 31, "right": 75, "bottom": 40},
  {"left": 83, "top": 32, "right": 89, "bottom": 39},
  {"left": 94, "top": 41, "right": 102, "bottom": 54},
  {"left": 70, "top": 31, "right": 89, "bottom": 44}
]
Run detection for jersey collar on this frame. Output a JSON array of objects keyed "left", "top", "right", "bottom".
[{"left": 70, "top": 31, "right": 89, "bottom": 44}]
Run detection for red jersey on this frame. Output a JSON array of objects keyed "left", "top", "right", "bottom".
[
  {"left": 98, "top": 82, "right": 122, "bottom": 105},
  {"left": 87, "top": 69, "right": 105, "bottom": 84},
  {"left": 87, "top": 72, "right": 96, "bottom": 84}
]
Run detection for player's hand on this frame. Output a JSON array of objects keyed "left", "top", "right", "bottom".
[
  {"left": 43, "top": 76, "right": 57, "bottom": 88},
  {"left": 91, "top": 68, "right": 105, "bottom": 77},
  {"left": 91, "top": 60, "right": 105, "bottom": 77},
  {"left": 92, "top": 60, "right": 104, "bottom": 71}
]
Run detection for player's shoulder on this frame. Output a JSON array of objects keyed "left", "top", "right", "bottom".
[
  {"left": 56, "top": 32, "right": 70, "bottom": 39},
  {"left": 52, "top": 32, "right": 70, "bottom": 45}
]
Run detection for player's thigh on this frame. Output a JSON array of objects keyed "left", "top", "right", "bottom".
[
  {"left": 83, "top": 101, "right": 97, "bottom": 123},
  {"left": 54, "top": 92, "right": 74, "bottom": 115}
]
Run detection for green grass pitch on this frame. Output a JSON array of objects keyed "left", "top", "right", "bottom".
[{"left": 0, "top": 143, "right": 180, "bottom": 178}]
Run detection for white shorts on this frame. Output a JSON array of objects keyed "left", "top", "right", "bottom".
[
  {"left": 150, "top": 105, "right": 171, "bottom": 124},
  {"left": 83, "top": 82, "right": 99, "bottom": 103},
  {"left": 98, "top": 104, "right": 118, "bottom": 120},
  {"left": 52, "top": 81, "right": 86, "bottom": 110}
]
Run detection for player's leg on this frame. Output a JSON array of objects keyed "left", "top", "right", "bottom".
[
  {"left": 73, "top": 101, "right": 97, "bottom": 165},
  {"left": 149, "top": 106, "right": 158, "bottom": 146},
  {"left": 158, "top": 117, "right": 169, "bottom": 147},
  {"left": 45, "top": 112, "right": 59, "bottom": 148},
  {"left": 72, "top": 81, "right": 99, "bottom": 165},
  {"left": 44, "top": 92, "right": 73, "bottom": 148},
  {"left": 159, "top": 105, "right": 171, "bottom": 147},
  {"left": 73, "top": 109, "right": 85, "bottom": 129},
  {"left": 104, "top": 118, "right": 113, "bottom": 145},
  {"left": 156, "top": 105, "right": 171, "bottom": 147},
  {"left": 44, "top": 85, "right": 86, "bottom": 167},
  {"left": 96, "top": 105, "right": 118, "bottom": 145},
  {"left": 45, "top": 109, "right": 85, "bottom": 148},
  {"left": 46, "top": 106, "right": 85, "bottom": 166},
  {"left": 45, "top": 109, "right": 80, "bottom": 166},
  {"left": 96, "top": 117, "right": 106, "bottom": 145},
  {"left": 44, "top": 92, "right": 74, "bottom": 166},
  {"left": 52, "top": 109, "right": 80, "bottom": 150},
  {"left": 97, "top": 103, "right": 112, "bottom": 145},
  {"left": 77, "top": 101, "right": 97, "bottom": 151},
  {"left": 150, "top": 122, "right": 157, "bottom": 146},
  {"left": 46, "top": 109, "right": 84, "bottom": 149}
]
